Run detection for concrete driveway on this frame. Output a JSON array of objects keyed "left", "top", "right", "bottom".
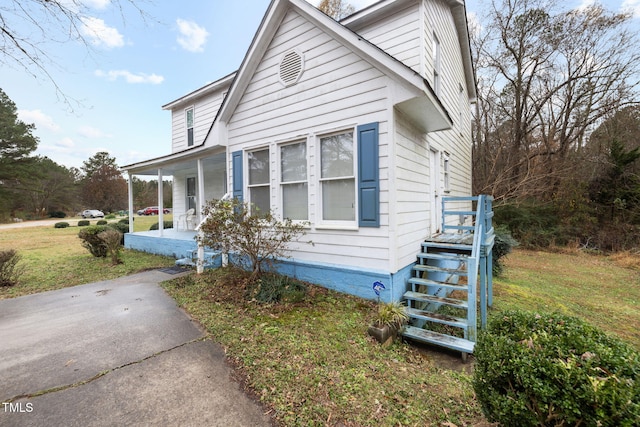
[{"left": 0, "top": 270, "right": 273, "bottom": 426}]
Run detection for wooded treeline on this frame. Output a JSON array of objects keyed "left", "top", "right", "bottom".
[
  {"left": 0, "top": 88, "right": 171, "bottom": 221},
  {"left": 471, "top": 0, "right": 640, "bottom": 250}
]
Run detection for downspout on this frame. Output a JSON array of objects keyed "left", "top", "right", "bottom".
[{"left": 196, "top": 158, "right": 205, "bottom": 273}]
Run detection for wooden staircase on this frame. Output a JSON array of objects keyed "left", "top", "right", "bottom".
[{"left": 401, "top": 195, "right": 494, "bottom": 359}]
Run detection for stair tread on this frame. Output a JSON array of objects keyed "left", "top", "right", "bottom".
[
  {"left": 416, "top": 252, "right": 469, "bottom": 262},
  {"left": 404, "top": 291, "right": 468, "bottom": 308},
  {"left": 401, "top": 326, "right": 475, "bottom": 353},
  {"left": 422, "top": 241, "right": 473, "bottom": 251},
  {"left": 406, "top": 307, "right": 468, "bottom": 328},
  {"left": 412, "top": 264, "right": 468, "bottom": 276},
  {"left": 408, "top": 277, "right": 467, "bottom": 292}
]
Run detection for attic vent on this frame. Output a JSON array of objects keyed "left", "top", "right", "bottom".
[{"left": 279, "top": 50, "right": 304, "bottom": 86}]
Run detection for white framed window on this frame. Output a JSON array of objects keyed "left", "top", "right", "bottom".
[
  {"left": 433, "top": 33, "right": 441, "bottom": 96},
  {"left": 248, "top": 148, "right": 270, "bottom": 215},
  {"left": 319, "top": 130, "right": 356, "bottom": 223},
  {"left": 443, "top": 152, "right": 450, "bottom": 193},
  {"left": 186, "top": 107, "right": 194, "bottom": 146},
  {"left": 280, "top": 141, "right": 308, "bottom": 220},
  {"left": 186, "top": 176, "right": 197, "bottom": 210}
]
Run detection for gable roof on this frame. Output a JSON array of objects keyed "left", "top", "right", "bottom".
[{"left": 213, "top": 0, "right": 453, "bottom": 136}]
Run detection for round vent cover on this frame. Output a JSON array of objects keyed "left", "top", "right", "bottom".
[{"left": 279, "top": 50, "right": 304, "bottom": 86}]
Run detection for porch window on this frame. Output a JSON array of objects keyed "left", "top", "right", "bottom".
[
  {"left": 186, "top": 176, "right": 197, "bottom": 210},
  {"left": 186, "top": 107, "right": 194, "bottom": 146},
  {"left": 248, "top": 148, "right": 270, "bottom": 215},
  {"left": 320, "top": 131, "right": 355, "bottom": 222},
  {"left": 443, "top": 153, "right": 450, "bottom": 193},
  {"left": 280, "top": 141, "right": 308, "bottom": 220}
]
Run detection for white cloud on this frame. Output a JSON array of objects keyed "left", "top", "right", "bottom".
[
  {"left": 95, "top": 69, "right": 164, "bottom": 84},
  {"left": 56, "top": 137, "right": 76, "bottom": 149},
  {"left": 80, "top": 17, "right": 124, "bottom": 48},
  {"left": 17, "top": 109, "right": 61, "bottom": 132},
  {"left": 78, "top": 125, "right": 112, "bottom": 139},
  {"left": 176, "top": 19, "right": 209, "bottom": 53},
  {"left": 82, "top": 0, "right": 110, "bottom": 9}
]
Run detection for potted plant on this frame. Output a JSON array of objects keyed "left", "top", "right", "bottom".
[{"left": 368, "top": 301, "right": 409, "bottom": 345}]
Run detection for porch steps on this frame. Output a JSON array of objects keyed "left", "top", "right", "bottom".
[
  {"left": 175, "top": 249, "right": 220, "bottom": 268},
  {"left": 400, "top": 195, "right": 494, "bottom": 360}
]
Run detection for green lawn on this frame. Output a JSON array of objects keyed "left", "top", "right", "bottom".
[{"left": 1, "top": 222, "right": 638, "bottom": 425}]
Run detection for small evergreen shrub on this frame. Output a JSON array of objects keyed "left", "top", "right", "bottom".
[
  {"left": 473, "top": 310, "right": 640, "bottom": 427},
  {"left": 49, "top": 211, "right": 66, "bottom": 218},
  {"left": 118, "top": 218, "right": 129, "bottom": 225},
  {"left": 78, "top": 225, "right": 109, "bottom": 257},
  {"left": 54, "top": 222, "right": 70, "bottom": 228},
  {"left": 492, "top": 225, "right": 519, "bottom": 275},
  {"left": 149, "top": 221, "right": 173, "bottom": 231},
  {"left": 98, "top": 228, "right": 123, "bottom": 265},
  {"left": 105, "top": 214, "right": 116, "bottom": 219},
  {"left": 0, "top": 249, "right": 24, "bottom": 287},
  {"left": 78, "top": 220, "right": 90, "bottom": 227},
  {"left": 96, "top": 220, "right": 107, "bottom": 225},
  {"left": 246, "top": 273, "right": 308, "bottom": 303},
  {"left": 108, "top": 222, "right": 128, "bottom": 244}
]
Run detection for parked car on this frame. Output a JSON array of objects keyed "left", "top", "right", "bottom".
[
  {"left": 82, "top": 209, "right": 104, "bottom": 218},
  {"left": 141, "top": 206, "right": 170, "bottom": 215}
]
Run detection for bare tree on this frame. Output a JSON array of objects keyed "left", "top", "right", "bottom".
[
  {"left": 0, "top": 0, "right": 149, "bottom": 108},
  {"left": 472, "top": 0, "right": 640, "bottom": 201},
  {"left": 317, "top": 0, "right": 356, "bottom": 20}
]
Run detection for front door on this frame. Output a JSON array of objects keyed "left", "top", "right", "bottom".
[{"left": 186, "top": 176, "right": 197, "bottom": 211}]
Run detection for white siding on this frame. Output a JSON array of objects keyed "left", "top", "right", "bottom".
[
  {"left": 170, "top": 90, "right": 226, "bottom": 153},
  {"left": 348, "top": 1, "right": 422, "bottom": 75},
  {"left": 227, "top": 10, "right": 392, "bottom": 271}
]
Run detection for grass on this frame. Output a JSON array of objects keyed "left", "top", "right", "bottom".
[
  {"left": 0, "top": 215, "right": 175, "bottom": 299},
  {"left": 1, "top": 221, "right": 639, "bottom": 425}
]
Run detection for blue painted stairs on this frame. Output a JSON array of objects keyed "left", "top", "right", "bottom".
[{"left": 401, "top": 195, "right": 495, "bottom": 359}]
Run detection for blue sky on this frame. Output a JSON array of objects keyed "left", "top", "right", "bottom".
[{"left": 2, "top": 0, "right": 638, "bottom": 171}]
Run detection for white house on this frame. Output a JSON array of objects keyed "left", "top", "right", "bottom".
[{"left": 123, "top": 0, "right": 477, "bottom": 304}]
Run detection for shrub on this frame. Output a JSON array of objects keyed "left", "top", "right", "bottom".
[
  {"left": 98, "top": 228, "right": 123, "bottom": 265},
  {"left": 149, "top": 221, "right": 173, "bottom": 231},
  {"left": 108, "top": 222, "right": 128, "bottom": 244},
  {"left": 473, "top": 310, "right": 640, "bottom": 427},
  {"left": 0, "top": 249, "right": 24, "bottom": 287},
  {"left": 54, "top": 222, "right": 70, "bottom": 228},
  {"left": 78, "top": 220, "right": 90, "bottom": 227},
  {"left": 246, "top": 273, "right": 308, "bottom": 303},
  {"left": 78, "top": 225, "right": 109, "bottom": 257},
  {"left": 49, "top": 211, "right": 66, "bottom": 218},
  {"left": 105, "top": 214, "right": 116, "bottom": 219},
  {"left": 198, "top": 197, "right": 308, "bottom": 279},
  {"left": 118, "top": 218, "right": 130, "bottom": 225},
  {"left": 96, "top": 220, "right": 107, "bottom": 225},
  {"left": 492, "top": 225, "right": 519, "bottom": 275}
]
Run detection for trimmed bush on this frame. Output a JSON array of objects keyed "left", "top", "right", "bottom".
[
  {"left": 98, "top": 228, "right": 123, "bottom": 265},
  {"left": 96, "top": 220, "right": 107, "bottom": 225},
  {"left": 0, "top": 249, "right": 24, "bottom": 287},
  {"left": 54, "top": 222, "right": 70, "bottom": 228},
  {"left": 78, "top": 225, "right": 109, "bottom": 257},
  {"left": 118, "top": 218, "right": 130, "bottom": 225},
  {"left": 149, "top": 221, "right": 173, "bottom": 231},
  {"left": 105, "top": 214, "right": 116, "bottom": 219},
  {"left": 78, "top": 220, "right": 90, "bottom": 227},
  {"left": 473, "top": 310, "right": 640, "bottom": 427},
  {"left": 108, "top": 222, "right": 129, "bottom": 244},
  {"left": 49, "top": 211, "right": 66, "bottom": 218}
]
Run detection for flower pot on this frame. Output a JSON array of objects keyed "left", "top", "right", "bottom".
[{"left": 368, "top": 324, "right": 397, "bottom": 345}]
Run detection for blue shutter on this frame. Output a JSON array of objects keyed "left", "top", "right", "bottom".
[
  {"left": 232, "top": 150, "right": 243, "bottom": 202},
  {"left": 357, "top": 122, "right": 379, "bottom": 227}
]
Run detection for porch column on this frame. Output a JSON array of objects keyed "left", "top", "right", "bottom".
[
  {"left": 197, "top": 158, "right": 205, "bottom": 224},
  {"left": 158, "top": 168, "right": 164, "bottom": 236},
  {"left": 127, "top": 172, "right": 134, "bottom": 233}
]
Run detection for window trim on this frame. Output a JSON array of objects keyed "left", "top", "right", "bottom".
[
  {"left": 317, "top": 128, "right": 357, "bottom": 227},
  {"left": 433, "top": 33, "right": 441, "bottom": 96},
  {"left": 186, "top": 175, "right": 197, "bottom": 210},
  {"left": 278, "top": 139, "right": 309, "bottom": 222},
  {"left": 185, "top": 106, "right": 195, "bottom": 147},
  {"left": 247, "top": 146, "right": 271, "bottom": 215}
]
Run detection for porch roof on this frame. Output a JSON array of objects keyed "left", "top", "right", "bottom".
[{"left": 122, "top": 146, "right": 226, "bottom": 176}]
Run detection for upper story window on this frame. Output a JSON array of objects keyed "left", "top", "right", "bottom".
[
  {"left": 280, "top": 141, "right": 308, "bottom": 220},
  {"left": 433, "top": 33, "right": 441, "bottom": 96},
  {"left": 320, "top": 131, "right": 355, "bottom": 223},
  {"left": 248, "top": 148, "right": 270, "bottom": 215},
  {"left": 186, "top": 107, "right": 194, "bottom": 146}
]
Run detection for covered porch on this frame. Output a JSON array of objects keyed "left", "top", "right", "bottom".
[{"left": 123, "top": 148, "right": 227, "bottom": 234}]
